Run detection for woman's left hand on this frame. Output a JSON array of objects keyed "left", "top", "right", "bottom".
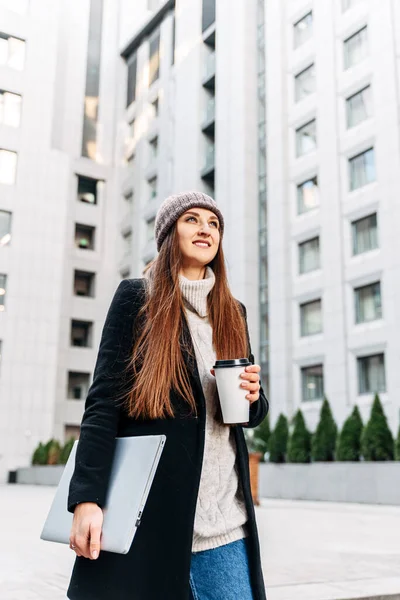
[{"left": 210, "top": 364, "right": 261, "bottom": 404}]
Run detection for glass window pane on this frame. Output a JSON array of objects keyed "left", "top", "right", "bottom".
[
  {"left": 296, "top": 119, "right": 317, "bottom": 157},
  {"left": 302, "top": 364, "right": 323, "bottom": 401},
  {"left": 126, "top": 53, "right": 137, "bottom": 107},
  {"left": 300, "top": 299, "right": 322, "bottom": 336},
  {"left": 295, "top": 64, "right": 315, "bottom": 103},
  {"left": 202, "top": 0, "right": 216, "bottom": 32},
  {"left": 355, "top": 281, "right": 382, "bottom": 323},
  {"left": 149, "top": 30, "right": 160, "bottom": 86},
  {"left": 0, "top": 273, "right": 7, "bottom": 310},
  {"left": 0, "top": 210, "right": 11, "bottom": 245},
  {"left": 344, "top": 27, "right": 368, "bottom": 70},
  {"left": 352, "top": 213, "right": 378, "bottom": 255},
  {"left": 358, "top": 354, "right": 386, "bottom": 394},
  {"left": 346, "top": 85, "right": 372, "bottom": 128},
  {"left": 7, "top": 36, "right": 25, "bottom": 70},
  {"left": 299, "top": 237, "right": 320, "bottom": 274},
  {"left": 349, "top": 147, "right": 375, "bottom": 190},
  {"left": 294, "top": 12, "right": 313, "bottom": 49},
  {"left": 0, "top": 149, "right": 17, "bottom": 185},
  {"left": 297, "top": 176, "right": 319, "bottom": 213},
  {"left": 0, "top": 91, "right": 22, "bottom": 127}
]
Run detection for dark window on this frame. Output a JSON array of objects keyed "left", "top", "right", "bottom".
[
  {"left": 67, "top": 372, "right": 91, "bottom": 399},
  {"left": 352, "top": 213, "right": 378, "bottom": 255},
  {"left": 74, "top": 270, "right": 95, "bottom": 297},
  {"left": 126, "top": 53, "right": 137, "bottom": 107},
  {"left": 149, "top": 30, "right": 160, "bottom": 86},
  {"left": 358, "top": 353, "right": 386, "bottom": 394},
  {"left": 301, "top": 364, "right": 324, "bottom": 401},
  {"left": 71, "top": 320, "right": 93, "bottom": 347},
  {"left": 77, "top": 175, "right": 98, "bottom": 204},
  {"left": 202, "top": 0, "right": 216, "bottom": 32},
  {"left": 75, "top": 224, "right": 95, "bottom": 250},
  {"left": 0, "top": 210, "right": 12, "bottom": 245}
]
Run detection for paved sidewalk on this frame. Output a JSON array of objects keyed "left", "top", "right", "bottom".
[{"left": 1, "top": 484, "right": 400, "bottom": 600}]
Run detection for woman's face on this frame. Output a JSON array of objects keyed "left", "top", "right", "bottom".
[{"left": 176, "top": 207, "right": 220, "bottom": 268}]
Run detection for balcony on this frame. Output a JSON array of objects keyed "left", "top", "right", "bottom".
[
  {"left": 202, "top": 96, "right": 215, "bottom": 137},
  {"left": 202, "top": 51, "right": 215, "bottom": 90},
  {"left": 201, "top": 143, "right": 215, "bottom": 184}
]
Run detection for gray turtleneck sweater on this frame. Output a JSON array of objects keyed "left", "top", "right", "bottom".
[{"left": 178, "top": 266, "right": 248, "bottom": 553}]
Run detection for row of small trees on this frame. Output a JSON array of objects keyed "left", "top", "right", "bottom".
[
  {"left": 31, "top": 438, "right": 75, "bottom": 465},
  {"left": 248, "top": 393, "right": 400, "bottom": 463}
]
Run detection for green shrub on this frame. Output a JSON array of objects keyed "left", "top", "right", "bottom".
[
  {"left": 59, "top": 437, "right": 76, "bottom": 465},
  {"left": 336, "top": 406, "right": 363, "bottom": 461},
  {"left": 46, "top": 439, "right": 61, "bottom": 465},
  {"left": 32, "top": 442, "right": 48, "bottom": 465},
  {"left": 252, "top": 415, "right": 271, "bottom": 460},
  {"left": 311, "top": 397, "right": 337, "bottom": 462},
  {"left": 287, "top": 410, "right": 311, "bottom": 463},
  {"left": 269, "top": 414, "right": 289, "bottom": 463},
  {"left": 361, "top": 393, "right": 394, "bottom": 461},
  {"left": 396, "top": 425, "right": 400, "bottom": 461}
]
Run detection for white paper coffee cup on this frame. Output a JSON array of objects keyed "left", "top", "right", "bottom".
[{"left": 213, "top": 358, "right": 251, "bottom": 424}]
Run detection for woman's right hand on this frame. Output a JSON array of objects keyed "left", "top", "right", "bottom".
[{"left": 69, "top": 502, "right": 104, "bottom": 560}]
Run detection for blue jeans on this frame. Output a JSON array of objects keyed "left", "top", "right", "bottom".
[{"left": 189, "top": 537, "right": 254, "bottom": 600}]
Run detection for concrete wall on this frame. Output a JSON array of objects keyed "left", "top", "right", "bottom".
[{"left": 260, "top": 462, "right": 400, "bottom": 505}]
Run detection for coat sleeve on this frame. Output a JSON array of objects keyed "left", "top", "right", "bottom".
[
  {"left": 67, "top": 279, "right": 139, "bottom": 513},
  {"left": 239, "top": 301, "right": 269, "bottom": 429}
]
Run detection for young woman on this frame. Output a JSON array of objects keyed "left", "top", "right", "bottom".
[{"left": 67, "top": 191, "right": 269, "bottom": 600}]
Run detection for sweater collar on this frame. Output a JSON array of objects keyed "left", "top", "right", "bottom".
[{"left": 178, "top": 266, "right": 216, "bottom": 317}]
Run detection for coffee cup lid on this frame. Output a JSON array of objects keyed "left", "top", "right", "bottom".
[{"left": 213, "top": 358, "right": 251, "bottom": 369}]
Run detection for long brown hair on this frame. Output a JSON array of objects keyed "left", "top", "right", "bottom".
[{"left": 122, "top": 222, "right": 249, "bottom": 421}]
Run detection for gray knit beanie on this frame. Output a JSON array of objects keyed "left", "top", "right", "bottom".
[{"left": 154, "top": 191, "right": 225, "bottom": 251}]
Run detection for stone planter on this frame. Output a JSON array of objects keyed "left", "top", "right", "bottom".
[
  {"left": 259, "top": 462, "right": 400, "bottom": 505},
  {"left": 248, "top": 452, "right": 263, "bottom": 506},
  {"left": 15, "top": 465, "right": 65, "bottom": 486}
]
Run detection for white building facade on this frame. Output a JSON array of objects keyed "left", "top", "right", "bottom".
[
  {"left": 266, "top": 0, "right": 400, "bottom": 434},
  {"left": 0, "top": 0, "right": 265, "bottom": 481}
]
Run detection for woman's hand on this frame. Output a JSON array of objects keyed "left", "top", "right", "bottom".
[
  {"left": 69, "top": 502, "right": 104, "bottom": 560},
  {"left": 210, "top": 364, "right": 261, "bottom": 403}
]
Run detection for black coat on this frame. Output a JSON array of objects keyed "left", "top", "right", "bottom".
[{"left": 67, "top": 278, "right": 269, "bottom": 600}]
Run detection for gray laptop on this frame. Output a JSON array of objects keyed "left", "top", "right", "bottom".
[{"left": 40, "top": 434, "right": 166, "bottom": 554}]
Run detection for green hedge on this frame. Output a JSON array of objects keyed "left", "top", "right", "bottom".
[
  {"left": 287, "top": 410, "right": 311, "bottom": 463},
  {"left": 336, "top": 406, "right": 363, "bottom": 462},
  {"left": 31, "top": 437, "right": 76, "bottom": 466},
  {"left": 361, "top": 394, "right": 394, "bottom": 461},
  {"left": 269, "top": 414, "right": 289, "bottom": 463},
  {"left": 311, "top": 397, "right": 337, "bottom": 462}
]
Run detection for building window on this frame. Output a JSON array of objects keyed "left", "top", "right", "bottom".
[
  {"left": 74, "top": 270, "right": 95, "bottom": 297},
  {"left": 151, "top": 96, "right": 159, "bottom": 118},
  {"left": 296, "top": 119, "right": 317, "bottom": 157},
  {"left": 300, "top": 299, "right": 322, "bottom": 336},
  {"left": 355, "top": 281, "right": 382, "bottom": 323},
  {"left": 122, "top": 230, "right": 132, "bottom": 256},
  {"left": 299, "top": 237, "right": 320, "bottom": 274},
  {"left": 342, "top": 0, "right": 362, "bottom": 12},
  {"left": 81, "top": 0, "right": 104, "bottom": 159},
  {"left": 302, "top": 364, "right": 324, "bottom": 402},
  {"left": 358, "top": 353, "right": 386, "bottom": 394},
  {"left": 297, "top": 176, "right": 319, "bottom": 214},
  {"left": 149, "top": 29, "right": 160, "bottom": 86},
  {"left": 202, "top": 0, "right": 216, "bottom": 32},
  {"left": 344, "top": 26, "right": 368, "bottom": 70},
  {"left": 77, "top": 175, "right": 98, "bottom": 204},
  {"left": 0, "top": 33, "right": 25, "bottom": 70},
  {"left": 0, "top": 90, "right": 22, "bottom": 127},
  {"left": 0, "top": 149, "right": 17, "bottom": 185},
  {"left": 149, "top": 176, "right": 157, "bottom": 200},
  {"left": 75, "top": 224, "right": 95, "bottom": 250},
  {"left": 149, "top": 136, "right": 158, "bottom": 160},
  {"left": 71, "top": 320, "right": 93, "bottom": 347},
  {"left": 346, "top": 85, "right": 372, "bottom": 128},
  {"left": 349, "top": 147, "right": 375, "bottom": 191},
  {"left": 0, "top": 210, "right": 11, "bottom": 246},
  {"left": 293, "top": 12, "right": 313, "bottom": 49},
  {"left": 146, "top": 217, "right": 155, "bottom": 242},
  {"left": 64, "top": 424, "right": 80, "bottom": 440},
  {"left": 120, "top": 269, "right": 131, "bottom": 279},
  {"left": 126, "top": 53, "right": 137, "bottom": 107},
  {"left": 295, "top": 64, "right": 315, "bottom": 103},
  {"left": 352, "top": 213, "right": 378, "bottom": 255},
  {"left": 67, "top": 372, "right": 90, "bottom": 400},
  {"left": 0, "top": 273, "right": 6, "bottom": 311}
]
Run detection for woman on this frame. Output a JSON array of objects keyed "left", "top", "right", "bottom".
[{"left": 67, "top": 191, "right": 269, "bottom": 600}]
